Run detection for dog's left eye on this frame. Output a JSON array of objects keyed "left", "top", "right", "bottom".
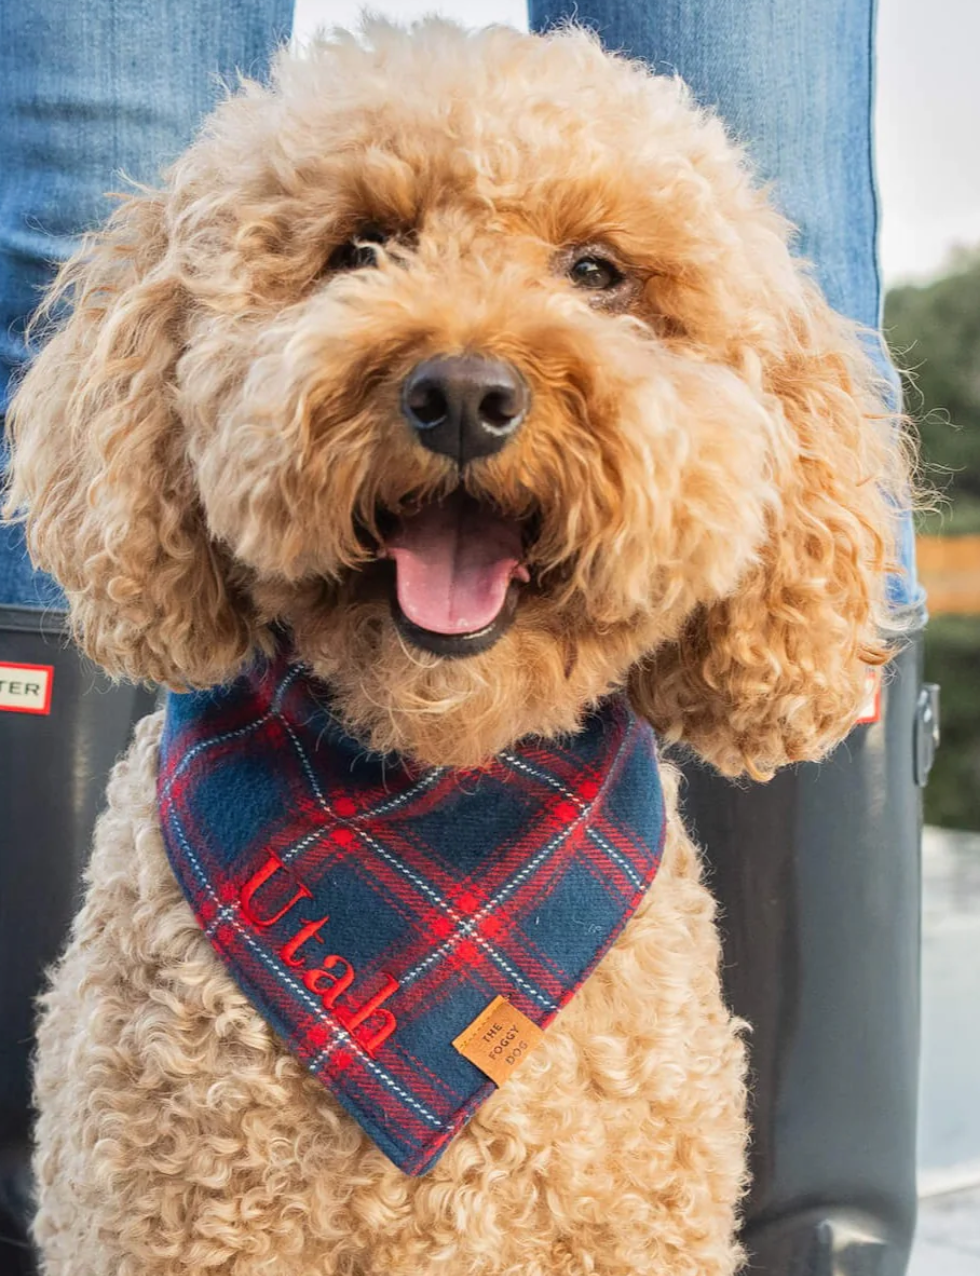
[
  {"left": 568, "top": 255, "right": 624, "bottom": 291},
  {"left": 327, "top": 227, "right": 389, "bottom": 272}
]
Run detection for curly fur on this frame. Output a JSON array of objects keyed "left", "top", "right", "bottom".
[
  {"left": 5, "top": 18, "right": 908, "bottom": 1275},
  {"left": 34, "top": 716, "right": 746, "bottom": 1276}
]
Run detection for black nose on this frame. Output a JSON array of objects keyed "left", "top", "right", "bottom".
[{"left": 401, "top": 355, "right": 529, "bottom": 465}]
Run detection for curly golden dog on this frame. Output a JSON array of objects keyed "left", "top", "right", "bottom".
[{"left": 5, "top": 19, "right": 905, "bottom": 1276}]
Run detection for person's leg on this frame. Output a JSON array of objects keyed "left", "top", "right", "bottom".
[
  {"left": 526, "top": 2, "right": 926, "bottom": 1273},
  {"left": 0, "top": 0, "right": 294, "bottom": 605},
  {"left": 0, "top": 5, "right": 292, "bottom": 1269}
]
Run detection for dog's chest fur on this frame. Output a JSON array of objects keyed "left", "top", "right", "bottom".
[{"left": 32, "top": 713, "right": 747, "bottom": 1276}]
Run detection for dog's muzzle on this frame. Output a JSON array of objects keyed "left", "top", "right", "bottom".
[{"left": 401, "top": 354, "right": 528, "bottom": 467}]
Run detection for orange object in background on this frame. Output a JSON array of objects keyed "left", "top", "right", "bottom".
[{"left": 916, "top": 536, "right": 980, "bottom": 615}]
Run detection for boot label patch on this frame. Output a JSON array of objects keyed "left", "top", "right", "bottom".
[
  {"left": 0, "top": 661, "right": 54, "bottom": 715},
  {"left": 855, "top": 666, "right": 882, "bottom": 726}
]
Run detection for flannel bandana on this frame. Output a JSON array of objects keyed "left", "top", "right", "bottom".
[{"left": 158, "top": 655, "right": 665, "bottom": 1175}]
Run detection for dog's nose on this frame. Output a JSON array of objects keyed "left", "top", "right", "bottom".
[{"left": 401, "top": 356, "right": 528, "bottom": 465}]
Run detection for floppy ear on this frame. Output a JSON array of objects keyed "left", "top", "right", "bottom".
[
  {"left": 4, "top": 190, "right": 258, "bottom": 687},
  {"left": 630, "top": 286, "right": 909, "bottom": 779}
]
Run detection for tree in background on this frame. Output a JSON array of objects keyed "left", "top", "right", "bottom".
[
  {"left": 885, "top": 250, "right": 980, "bottom": 830},
  {"left": 886, "top": 248, "right": 980, "bottom": 534}
]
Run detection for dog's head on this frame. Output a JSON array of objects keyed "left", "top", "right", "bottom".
[{"left": 5, "top": 21, "right": 906, "bottom": 771}]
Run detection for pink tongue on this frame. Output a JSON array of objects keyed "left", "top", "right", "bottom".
[{"left": 386, "top": 492, "right": 528, "bottom": 635}]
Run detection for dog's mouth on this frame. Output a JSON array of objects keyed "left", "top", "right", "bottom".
[{"left": 380, "top": 489, "right": 532, "bottom": 657}]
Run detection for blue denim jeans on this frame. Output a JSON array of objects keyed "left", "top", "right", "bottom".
[
  {"left": 0, "top": 0, "right": 919, "bottom": 607},
  {"left": 0, "top": 0, "right": 293, "bottom": 608}
]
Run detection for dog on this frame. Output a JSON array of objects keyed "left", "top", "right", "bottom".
[{"left": 5, "top": 20, "right": 905, "bottom": 1276}]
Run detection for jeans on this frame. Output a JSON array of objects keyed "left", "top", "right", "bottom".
[
  {"left": 0, "top": 0, "right": 293, "bottom": 607},
  {"left": 0, "top": 0, "right": 919, "bottom": 606}
]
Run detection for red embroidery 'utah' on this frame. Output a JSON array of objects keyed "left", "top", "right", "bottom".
[{"left": 240, "top": 852, "right": 399, "bottom": 1056}]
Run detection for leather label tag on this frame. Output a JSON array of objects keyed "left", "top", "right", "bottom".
[{"left": 452, "top": 995, "right": 545, "bottom": 1087}]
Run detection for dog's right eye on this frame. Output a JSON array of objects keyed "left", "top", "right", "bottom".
[
  {"left": 568, "top": 255, "right": 623, "bottom": 291},
  {"left": 327, "top": 227, "right": 389, "bottom": 272}
]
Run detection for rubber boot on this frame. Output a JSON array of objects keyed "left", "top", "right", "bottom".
[
  {"left": 0, "top": 605, "right": 157, "bottom": 1274},
  {"left": 680, "top": 617, "right": 936, "bottom": 1276}
]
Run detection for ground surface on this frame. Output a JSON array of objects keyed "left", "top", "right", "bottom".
[
  {"left": 910, "top": 1186, "right": 980, "bottom": 1275},
  {"left": 907, "top": 827, "right": 980, "bottom": 1274}
]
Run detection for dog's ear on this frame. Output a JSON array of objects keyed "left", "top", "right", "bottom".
[
  {"left": 4, "top": 190, "right": 257, "bottom": 688},
  {"left": 630, "top": 285, "right": 908, "bottom": 779}
]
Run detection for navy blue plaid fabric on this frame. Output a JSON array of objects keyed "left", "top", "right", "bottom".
[{"left": 158, "top": 655, "right": 666, "bottom": 1175}]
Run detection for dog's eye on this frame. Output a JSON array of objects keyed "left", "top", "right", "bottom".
[
  {"left": 568, "top": 255, "right": 624, "bottom": 291},
  {"left": 327, "top": 227, "right": 389, "bottom": 272}
]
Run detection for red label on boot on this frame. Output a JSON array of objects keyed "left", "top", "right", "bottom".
[
  {"left": 854, "top": 666, "right": 882, "bottom": 726},
  {"left": 0, "top": 662, "right": 54, "bottom": 715}
]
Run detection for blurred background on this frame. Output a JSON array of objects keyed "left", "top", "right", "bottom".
[
  {"left": 871, "top": 15, "right": 980, "bottom": 1268},
  {"left": 293, "top": 0, "right": 980, "bottom": 1268}
]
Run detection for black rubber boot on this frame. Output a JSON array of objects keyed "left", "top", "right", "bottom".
[
  {"left": 0, "top": 605, "right": 157, "bottom": 1274},
  {"left": 681, "top": 617, "right": 935, "bottom": 1276}
]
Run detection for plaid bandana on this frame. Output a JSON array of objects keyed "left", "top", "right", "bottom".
[{"left": 158, "top": 655, "right": 665, "bottom": 1175}]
